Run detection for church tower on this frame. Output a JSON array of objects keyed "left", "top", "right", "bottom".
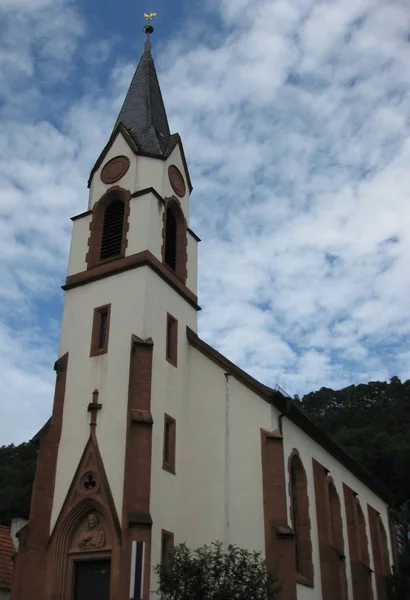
[{"left": 12, "top": 23, "right": 200, "bottom": 600}]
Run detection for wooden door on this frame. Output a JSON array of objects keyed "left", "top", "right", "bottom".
[{"left": 73, "top": 559, "right": 111, "bottom": 600}]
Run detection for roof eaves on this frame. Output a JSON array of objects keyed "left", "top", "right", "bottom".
[
  {"left": 87, "top": 123, "right": 139, "bottom": 189},
  {"left": 186, "top": 326, "right": 393, "bottom": 505}
]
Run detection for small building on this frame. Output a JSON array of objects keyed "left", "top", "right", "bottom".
[
  {"left": 0, "top": 526, "right": 14, "bottom": 600},
  {"left": 12, "top": 26, "right": 396, "bottom": 600}
]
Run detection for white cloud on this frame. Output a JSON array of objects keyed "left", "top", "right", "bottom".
[{"left": 1, "top": 0, "right": 410, "bottom": 443}]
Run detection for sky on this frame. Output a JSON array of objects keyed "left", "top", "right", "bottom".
[{"left": 1, "top": 0, "right": 410, "bottom": 445}]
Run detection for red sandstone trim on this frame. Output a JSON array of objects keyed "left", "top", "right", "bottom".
[
  {"left": 161, "top": 530, "right": 174, "bottom": 564},
  {"left": 64, "top": 250, "right": 200, "bottom": 311},
  {"left": 368, "top": 505, "right": 390, "bottom": 600},
  {"left": 312, "top": 459, "right": 347, "bottom": 600},
  {"left": 343, "top": 484, "right": 373, "bottom": 600},
  {"left": 260, "top": 429, "right": 297, "bottom": 600},
  {"left": 166, "top": 313, "right": 178, "bottom": 367},
  {"left": 88, "top": 123, "right": 139, "bottom": 188},
  {"left": 163, "top": 414, "right": 176, "bottom": 474},
  {"left": 86, "top": 186, "right": 130, "bottom": 269},
  {"left": 90, "top": 304, "right": 111, "bottom": 357},
  {"left": 120, "top": 335, "right": 155, "bottom": 600},
  {"left": 287, "top": 449, "right": 314, "bottom": 586},
  {"left": 12, "top": 352, "right": 68, "bottom": 600},
  {"left": 44, "top": 435, "right": 122, "bottom": 599},
  {"left": 161, "top": 196, "right": 188, "bottom": 284}
]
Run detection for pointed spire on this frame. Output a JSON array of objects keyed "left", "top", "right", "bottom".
[{"left": 114, "top": 15, "right": 175, "bottom": 157}]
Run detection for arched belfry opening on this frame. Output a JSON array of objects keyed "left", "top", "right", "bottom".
[
  {"left": 100, "top": 199, "right": 125, "bottom": 261},
  {"left": 163, "top": 198, "right": 187, "bottom": 282},
  {"left": 86, "top": 187, "right": 130, "bottom": 269}
]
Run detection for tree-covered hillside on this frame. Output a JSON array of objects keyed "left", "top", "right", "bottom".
[
  {"left": 298, "top": 376, "right": 410, "bottom": 507},
  {"left": 0, "top": 441, "right": 37, "bottom": 526}
]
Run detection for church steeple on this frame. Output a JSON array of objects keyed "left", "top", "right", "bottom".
[{"left": 114, "top": 23, "right": 175, "bottom": 158}]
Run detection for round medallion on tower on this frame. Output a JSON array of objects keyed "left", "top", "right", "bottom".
[
  {"left": 101, "top": 156, "right": 130, "bottom": 184},
  {"left": 168, "top": 165, "right": 186, "bottom": 197}
]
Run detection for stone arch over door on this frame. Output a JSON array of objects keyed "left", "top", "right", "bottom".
[
  {"left": 44, "top": 436, "right": 122, "bottom": 599},
  {"left": 46, "top": 498, "right": 120, "bottom": 599}
]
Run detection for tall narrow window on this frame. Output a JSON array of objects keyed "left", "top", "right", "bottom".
[
  {"left": 100, "top": 199, "right": 124, "bottom": 261},
  {"left": 357, "top": 501, "right": 370, "bottom": 565},
  {"left": 166, "top": 313, "right": 178, "bottom": 367},
  {"left": 328, "top": 481, "right": 344, "bottom": 553},
  {"left": 162, "top": 199, "right": 187, "bottom": 282},
  {"left": 90, "top": 305, "right": 111, "bottom": 356},
  {"left": 290, "top": 464, "right": 301, "bottom": 573},
  {"left": 164, "top": 207, "right": 177, "bottom": 270},
  {"left": 289, "top": 452, "right": 313, "bottom": 585},
  {"left": 161, "top": 530, "right": 174, "bottom": 565},
  {"left": 163, "top": 414, "right": 176, "bottom": 473}
]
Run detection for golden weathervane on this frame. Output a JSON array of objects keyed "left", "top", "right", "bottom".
[{"left": 143, "top": 11, "right": 157, "bottom": 39}]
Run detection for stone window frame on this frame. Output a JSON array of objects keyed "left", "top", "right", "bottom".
[
  {"left": 288, "top": 449, "right": 314, "bottom": 587},
  {"left": 90, "top": 304, "right": 111, "bottom": 357},
  {"left": 86, "top": 186, "right": 131, "bottom": 269},
  {"left": 161, "top": 530, "right": 174, "bottom": 565},
  {"left": 327, "top": 477, "right": 345, "bottom": 556},
  {"left": 166, "top": 313, "right": 178, "bottom": 368},
  {"left": 161, "top": 196, "right": 187, "bottom": 284},
  {"left": 356, "top": 498, "right": 371, "bottom": 567},
  {"left": 162, "top": 414, "right": 176, "bottom": 475}
]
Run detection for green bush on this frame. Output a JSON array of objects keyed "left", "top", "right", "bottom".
[{"left": 154, "top": 541, "right": 280, "bottom": 600}]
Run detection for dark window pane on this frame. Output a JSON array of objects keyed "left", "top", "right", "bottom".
[
  {"left": 100, "top": 200, "right": 124, "bottom": 260},
  {"left": 165, "top": 207, "right": 177, "bottom": 270}
]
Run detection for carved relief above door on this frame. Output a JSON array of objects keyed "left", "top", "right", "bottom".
[{"left": 44, "top": 435, "right": 121, "bottom": 600}]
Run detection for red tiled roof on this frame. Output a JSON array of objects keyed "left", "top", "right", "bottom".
[{"left": 0, "top": 525, "right": 14, "bottom": 589}]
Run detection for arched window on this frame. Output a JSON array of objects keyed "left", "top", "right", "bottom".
[
  {"left": 86, "top": 188, "right": 130, "bottom": 269},
  {"left": 100, "top": 199, "right": 124, "bottom": 261},
  {"left": 379, "top": 517, "right": 390, "bottom": 576},
  {"left": 163, "top": 198, "right": 187, "bottom": 282},
  {"left": 328, "top": 481, "right": 344, "bottom": 552},
  {"left": 357, "top": 501, "right": 370, "bottom": 565},
  {"left": 289, "top": 452, "right": 313, "bottom": 584}
]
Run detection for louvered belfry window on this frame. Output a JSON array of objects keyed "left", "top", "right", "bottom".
[
  {"left": 100, "top": 199, "right": 124, "bottom": 261},
  {"left": 164, "top": 206, "right": 177, "bottom": 270}
]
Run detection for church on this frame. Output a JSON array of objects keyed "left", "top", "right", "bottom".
[{"left": 11, "top": 23, "right": 396, "bottom": 600}]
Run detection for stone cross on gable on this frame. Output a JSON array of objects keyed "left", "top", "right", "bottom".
[{"left": 88, "top": 389, "right": 102, "bottom": 428}]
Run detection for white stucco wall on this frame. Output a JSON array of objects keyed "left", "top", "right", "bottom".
[
  {"left": 146, "top": 340, "right": 392, "bottom": 600},
  {"left": 66, "top": 213, "right": 90, "bottom": 276},
  {"left": 52, "top": 135, "right": 198, "bottom": 530}
]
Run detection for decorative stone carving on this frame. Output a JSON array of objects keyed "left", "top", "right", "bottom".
[
  {"left": 78, "top": 513, "right": 106, "bottom": 550},
  {"left": 168, "top": 165, "right": 186, "bottom": 197},
  {"left": 79, "top": 471, "right": 99, "bottom": 496},
  {"left": 101, "top": 156, "right": 130, "bottom": 184}
]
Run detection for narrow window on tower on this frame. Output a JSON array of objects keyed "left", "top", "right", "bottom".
[
  {"left": 163, "top": 414, "right": 176, "bottom": 473},
  {"left": 161, "top": 530, "right": 174, "bottom": 565},
  {"left": 100, "top": 198, "right": 124, "bottom": 261},
  {"left": 164, "top": 206, "right": 177, "bottom": 271},
  {"left": 162, "top": 199, "right": 187, "bottom": 283},
  {"left": 166, "top": 313, "right": 178, "bottom": 367},
  {"left": 90, "top": 304, "right": 111, "bottom": 356}
]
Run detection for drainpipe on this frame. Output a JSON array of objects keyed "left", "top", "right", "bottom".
[
  {"left": 224, "top": 372, "right": 231, "bottom": 550},
  {"left": 277, "top": 397, "right": 291, "bottom": 435}
]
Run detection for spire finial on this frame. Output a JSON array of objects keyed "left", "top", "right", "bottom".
[{"left": 143, "top": 12, "right": 157, "bottom": 51}]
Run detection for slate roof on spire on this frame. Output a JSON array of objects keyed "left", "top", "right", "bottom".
[{"left": 114, "top": 46, "right": 177, "bottom": 157}]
